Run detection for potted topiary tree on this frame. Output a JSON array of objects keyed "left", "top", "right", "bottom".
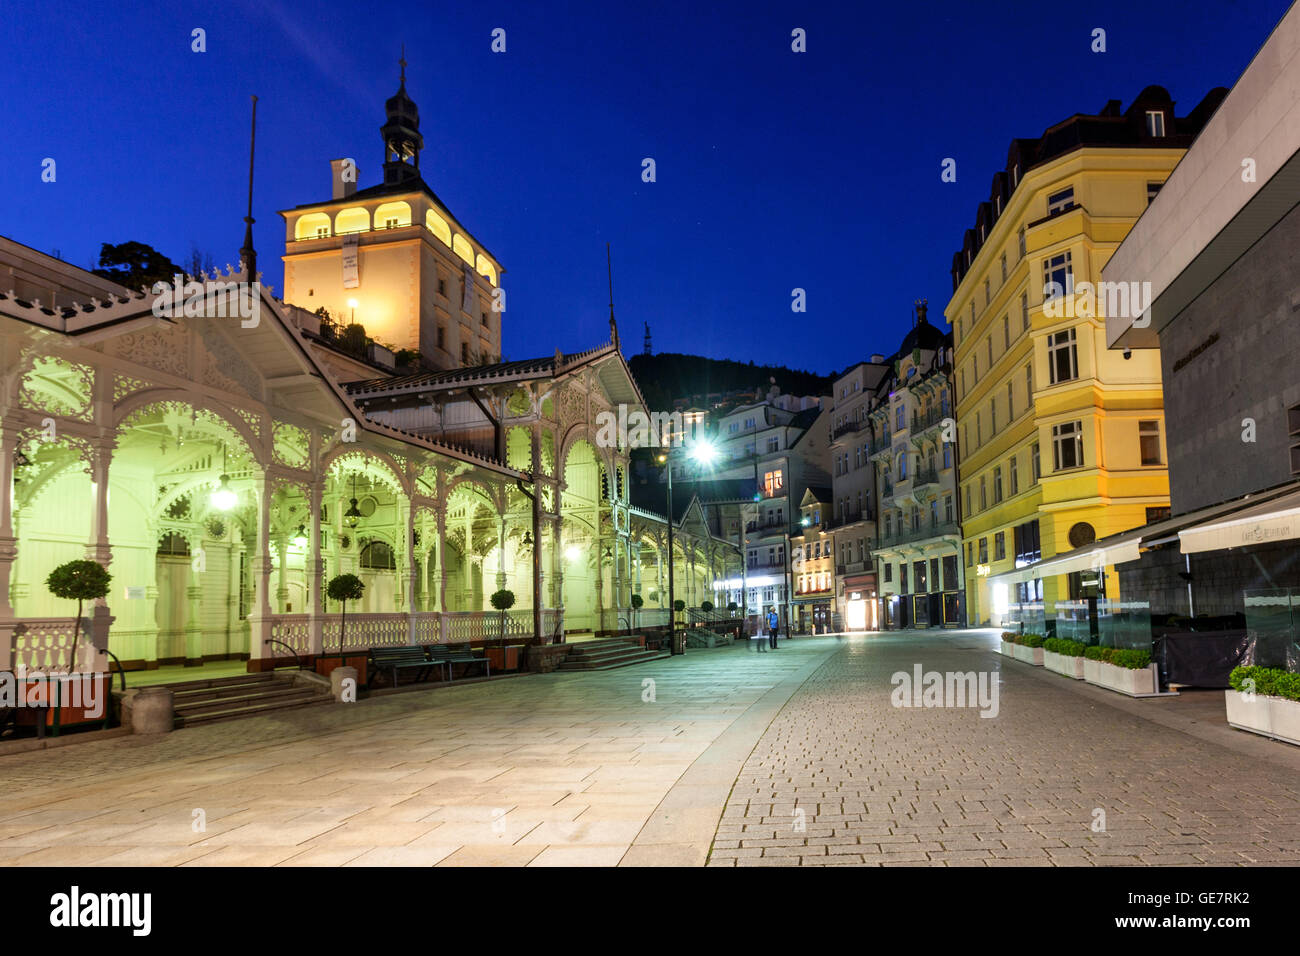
[
  {"left": 630, "top": 593, "right": 644, "bottom": 629},
  {"left": 326, "top": 573, "right": 365, "bottom": 669},
  {"left": 490, "top": 588, "right": 515, "bottom": 639},
  {"left": 46, "top": 559, "right": 112, "bottom": 673},
  {"left": 700, "top": 600, "right": 714, "bottom": 614}
]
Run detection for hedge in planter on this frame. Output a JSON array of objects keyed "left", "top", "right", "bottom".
[
  {"left": 1083, "top": 645, "right": 1151, "bottom": 669},
  {"left": 1226, "top": 665, "right": 1300, "bottom": 746},
  {"left": 1229, "top": 666, "right": 1300, "bottom": 701},
  {"left": 1042, "top": 637, "right": 1088, "bottom": 679}
]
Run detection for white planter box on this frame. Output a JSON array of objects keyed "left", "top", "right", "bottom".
[
  {"left": 1225, "top": 691, "right": 1300, "bottom": 746},
  {"left": 1012, "top": 643, "right": 1044, "bottom": 665},
  {"left": 1000, "top": 640, "right": 1017, "bottom": 657},
  {"left": 1084, "top": 659, "right": 1158, "bottom": 696},
  {"left": 1043, "top": 649, "right": 1085, "bottom": 679}
]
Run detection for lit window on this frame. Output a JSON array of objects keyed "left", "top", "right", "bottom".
[{"left": 1145, "top": 111, "right": 1166, "bottom": 137}]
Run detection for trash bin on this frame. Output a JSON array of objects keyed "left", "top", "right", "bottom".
[{"left": 672, "top": 629, "right": 686, "bottom": 655}]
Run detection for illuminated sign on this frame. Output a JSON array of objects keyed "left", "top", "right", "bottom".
[{"left": 976, "top": 564, "right": 991, "bottom": 577}]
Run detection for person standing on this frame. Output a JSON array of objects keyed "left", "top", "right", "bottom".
[{"left": 767, "top": 607, "right": 780, "bottom": 650}]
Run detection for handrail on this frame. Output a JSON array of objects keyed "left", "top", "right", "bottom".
[
  {"left": 263, "top": 638, "right": 306, "bottom": 670},
  {"left": 103, "top": 649, "right": 128, "bottom": 695}
]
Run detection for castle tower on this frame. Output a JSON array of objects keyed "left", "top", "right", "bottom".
[{"left": 278, "top": 56, "right": 505, "bottom": 372}]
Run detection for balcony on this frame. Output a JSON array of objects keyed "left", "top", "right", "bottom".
[
  {"left": 878, "top": 520, "right": 961, "bottom": 550},
  {"left": 824, "top": 509, "right": 874, "bottom": 530},
  {"left": 759, "top": 482, "right": 786, "bottom": 499},
  {"left": 831, "top": 420, "right": 864, "bottom": 441},
  {"left": 912, "top": 465, "right": 940, "bottom": 489}
]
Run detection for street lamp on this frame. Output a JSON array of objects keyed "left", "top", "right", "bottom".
[{"left": 656, "top": 437, "right": 718, "bottom": 654}]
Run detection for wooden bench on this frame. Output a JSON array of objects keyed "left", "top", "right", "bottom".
[
  {"left": 429, "top": 644, "right": 491, "bottom": 681},
  {"left": 367, "top": 646, "right": 446, "bottom": 689}
]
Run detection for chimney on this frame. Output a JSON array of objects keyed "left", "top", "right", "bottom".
[
  {"left": 330, "top": 158, "right": 359, "bottom": 200},
  {"left": 870, "top": 353, "right": 885, "bottom": 364}
]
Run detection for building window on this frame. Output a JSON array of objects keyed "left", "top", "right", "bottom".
[
  {"left": 481, "top": 311, "right": 489, "bottom": 327},
  {"left": 1047, "top": 186, "right": 1075, "bottom": 216},
  {"left": 437, "top": 278, "right": 447, "bottom": 297},
  {"left": 1052, "top": 420, "right": 1084, "bottom": 471},
  {"left": 1021, "top": 292, "right": 1029, "bottom": 330},
  {"left": 1043, "top": 251, "right": 1073, "bottom": 299},
  {"left": 1139, "top": 420, "right": 1162, "bottom": 465},
  {"left": 1007, "top": 380, "right": 1014, "bottom": 420},
  {"left": 1026, "top": 362, "right": 1033, "bottom": 398},
  {"left": 1003, "top": 315, "right": 1010, "bottom": 350},
  {"left": 884, "top": 563, "right": 892, "bottom": 583},
  {"left": 1000, "top": 253, "right": 1007, "bottom": 282},
  {"left": 993, "top": 466, "right": 1003, "bottom": 504},
  {"left": 897, "top": 452, "right": 908, "bottom": 479},
  {"left": 1018, "top": 226, "right": 1026, "bottom": 259},
  {"left": 1031, "top": 442, "right": 1040, "bottom": 482},
  {"left": 990, "top": 396, "right": 997, "bottom": 432},
  {"left": 965, "top": 484, "right": 972, "bottom": 517},
  {"left": 979, "top": 475, "right": 987, "bottom": 510},
  {"left": 437, "top": 325, "right": 446, "bottom": 350},
  {"left": 461, "top": 342, "right": 470, "bottom": 363},
  {"left": 986, "top": 337, "right": 993, "bottom": 369},
  {"left": 994, "top": 532, "right": 1006, "bottom": 561},
  {"left": 1047, "top": 328, "right": 1078, "bottom": 384},
  {"left": 944, "top": 495, "right": 953, "bottom": 522},
  {"left": 1009, "top": 455, "right": 1019, "bottom": 495},
  {"left": 984, "top": 278, "right": 991, "bottom": 307},
  {"left": 1147, "top": 181, "right": 1164, "bottom": 205},
  {"left": 966, "top": 542, "right": 973, "bottom": 567},
  {"left": 762, "top": 469, "right": 783, "bottom": 496},
  {"left": 978, "top": 537, "right": 988, "bottom": 564},
  {"left": 895, "top": 404, "right": 905, "bottom": 431},
  {"left": 976, "top": 411, "right": 982, "bottom": 446},
  {"left": 767, "top": 436, "right": 780, "bottom": 453},
  {"left": 1146, "top": 506, "right": 1172, "bottom": 524},
  {"left": 1145, "top": 110, "right": 1166, "bottom": 137},
  {"left": 942, "top": 443, "right": 952, "bottom": 469}
]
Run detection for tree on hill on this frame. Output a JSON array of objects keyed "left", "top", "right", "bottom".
[
  {"left": 91, "top": 241, "right": 182, "bottom": 290},
  {"left": 627, "top": 352, "right": 832, "bottom": 411}
]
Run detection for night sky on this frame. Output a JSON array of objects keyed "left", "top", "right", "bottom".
[{"left": 2, "top": 0, "right": 1290, "bottom": 375}]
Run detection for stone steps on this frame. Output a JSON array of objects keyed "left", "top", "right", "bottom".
[
  {"left": 558, "top": 637, "right": 669, "bottom": 671},
  {"left": 167, "top": 672, "right": 332, "bottom": 727}
]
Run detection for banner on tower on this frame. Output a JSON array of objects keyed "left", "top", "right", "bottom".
[{"left": 342, "top": 234, "right": 360, "bottom": 289}]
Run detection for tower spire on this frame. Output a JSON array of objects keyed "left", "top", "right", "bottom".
[
  {"left": 606, "top": 242, "right": 620, "bottom": 349},
  {"left": 239, "top": 94, "right": 258, "bottom": 277},
  {"left": 643, "top": 321, "right": 652, "bottom": 356}
]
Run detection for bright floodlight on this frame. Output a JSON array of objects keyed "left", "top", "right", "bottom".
[
  {"left": 564, "top": 545, "right": 582, "bottom": 562},
  {"left": 347, "top": 298, "right": 359, "bottom": 310},
  {"left": 689, "top": 439, "right": 718, "bottom": 465}
]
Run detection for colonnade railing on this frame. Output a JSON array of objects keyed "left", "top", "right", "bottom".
[
  {"left": 2, "top": 608, "right": 565, "bottom": 673},
  {"left": 267, "top": 608, "right": 565, "bottom": 657}
]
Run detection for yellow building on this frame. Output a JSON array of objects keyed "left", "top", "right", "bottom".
[{"left": 946, "top": 86, "right": 1224, "bottom": 626}]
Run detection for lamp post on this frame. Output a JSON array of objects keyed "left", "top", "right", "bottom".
[{"left": 656, "top": 436, "right": 717, "bottom": 654}]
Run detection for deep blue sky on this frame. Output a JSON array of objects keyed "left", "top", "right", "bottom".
[{"left": 2, "top": 0, "right": 1291, "bottom": 375}]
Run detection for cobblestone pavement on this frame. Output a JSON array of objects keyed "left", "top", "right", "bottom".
[
  {"left": 709, "top": 630, "right": 1300, "bottom": 867},
  {"left": 0, "top": 639, "right": 837, "bottom": 866}
]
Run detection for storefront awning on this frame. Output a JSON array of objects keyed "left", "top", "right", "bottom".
[
  {"left": 990, "top": 480, "right": 1300, "bottom": 584},
  {"left": 992, "top": 536, "right": 1142, "bottom": 586},
  {"left": 1178, "top": 487, "right": 1300, "bottom": 554}
]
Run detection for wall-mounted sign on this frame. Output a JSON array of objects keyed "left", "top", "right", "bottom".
[{"left": 124, "top": 586, "right": 146, "bottom": 600}]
